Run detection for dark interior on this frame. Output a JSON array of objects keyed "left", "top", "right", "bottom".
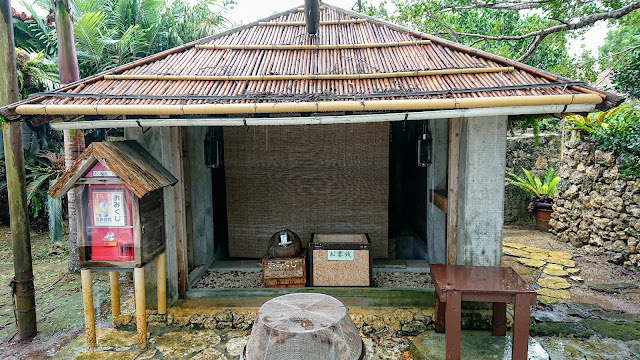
[{"left": 389, "top": 121, "right": 429, "bottom": 260}]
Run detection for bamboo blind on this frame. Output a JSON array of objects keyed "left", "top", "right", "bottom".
[{"left": 224, "top": 123, "right": 389, "bottom": 259}]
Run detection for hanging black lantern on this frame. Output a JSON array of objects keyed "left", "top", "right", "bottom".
[
  {"left": 417, "top": 131, "right": 432, "bottom": 167},
  {"left": 204, "top": 133, "right": 220, "bottom": 168}
]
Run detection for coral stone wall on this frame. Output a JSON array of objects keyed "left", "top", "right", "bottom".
[
  {"left": 505, "top": 134, "right": 562, "bottom": 226},
  {"left": 550, "top": 141, "right": 640, "bottom": 270}
]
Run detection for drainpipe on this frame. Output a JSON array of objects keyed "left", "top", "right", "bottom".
[{"left": 305, "top": 0, "right": 320, "bottom": 35}]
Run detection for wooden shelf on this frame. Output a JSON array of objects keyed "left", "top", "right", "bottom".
[{"left": 429, "top": 189, "right": 448, "bottom": 213}]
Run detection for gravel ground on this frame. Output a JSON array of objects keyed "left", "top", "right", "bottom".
[
  {"left": 193, "top": 270, "right": 432, "bottom": 289},
  {"left": 193, "top": 271, "right": 262, "bottom": 289},
  {"left": 373, "top": 272, "right": 432, "bottom": 288}
]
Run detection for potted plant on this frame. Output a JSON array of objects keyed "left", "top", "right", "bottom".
[{"left": 506, "top": 167, "right": 561, "bottom": 232}]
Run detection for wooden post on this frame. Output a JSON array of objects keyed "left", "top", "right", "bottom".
[
  {"left": 134, "top": 267, "right": 147, "bottom": 350},
  {"left": 447, "top": 118, "right": 461, "bottom": 265},
  {"left": 109, "top": 271, "right": 120, "bottom": 316},
  {"left": 81, "top": 269, "right": 96, "bottom": 349},
  {"left": 170, "top": 127, "right": 189, "bottom": 298},
  {"left": 157, "top": 253, "right": 167, "bottom": 314},
  {"left": 1, "top": 0, "right": 37, "bottom": 340}
]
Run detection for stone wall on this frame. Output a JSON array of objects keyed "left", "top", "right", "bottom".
[
  {"left": 113, "top": 307, "right": 496, "bottom": 337},
  {"left": 505, "top": 134, "right": 562, "bottom": 226},
  {"left": 550, "top": 141, "right": 640, "bottom": 270}
]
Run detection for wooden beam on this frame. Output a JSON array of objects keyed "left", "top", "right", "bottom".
[
  {"left": 182, "top": 130, "right": 194, "bottom": 271},
  {"left": 156, "top": 253, "right": 167, "bottom": 314},
  {"left": 447, "top": 118, "right": 461, "bottom": 265},
  {"left": 133, "top": 267, "right": 147, "bottom": 350},
  {"left": 81, "top": 269, "right": 96, "bottom": 349},
  {"left": 109, "top": 271, "right": 120, "bottom": 315},
  {"left": 170, "top": 127, "right": 189, "bottom": 298}
]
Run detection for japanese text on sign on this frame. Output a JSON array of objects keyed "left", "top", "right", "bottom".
[
  {"left": 263, "top": 259, "right": 304, "bottom": 279},
  {"left": 328, "top": 250, "right": 354, "bottom": 261},
  {"left": 92, "top": 190, "right": 126, "bottom": 227}
]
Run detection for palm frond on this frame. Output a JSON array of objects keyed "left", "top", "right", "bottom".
[{"left": 47, "top": 195, "right": 64, "bottom": 242}]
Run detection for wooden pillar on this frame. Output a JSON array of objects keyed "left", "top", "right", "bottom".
[
  {"left": 134, "top": 267, "right": 147, "bottom": 350},
  {"left": 447, "top": 118, "right": 461, "bottom": 265},
  {"left": 1, "top": 0, "right": 37, "bottom": 340},
  {"left": 170, "top": 127, "right": 188, "bottom": 298},
  {"left": 109, "top": 271, "right": 120, "bottom": 316},
  {"left": 81, "top": 269, "right": 96, "bottom": 349},
  {"left": 157, "top": 253, "right": 167, "bottom": 314}
]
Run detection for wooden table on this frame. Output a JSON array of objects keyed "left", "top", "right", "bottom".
[{"left": 430, "top": 264, "right": 537, "bottom": 360}]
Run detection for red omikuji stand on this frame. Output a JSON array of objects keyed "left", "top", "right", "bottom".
[{"left": 49, "top": 141, "right": 177, "bottom": 351}]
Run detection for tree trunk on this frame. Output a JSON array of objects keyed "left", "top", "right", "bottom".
[
  {"left": 63, "top": 130, "right": 84, "bottom": 273},
  {"left": 1, "top": 0, "right": 38, "bottom": 339},
  {"left": 53, "top": 0, "right": 84, "bottom": 273}
]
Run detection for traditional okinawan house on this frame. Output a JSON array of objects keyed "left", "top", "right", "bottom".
[{"left": 1, "top": 2, "right": 621, "bottom": 304}]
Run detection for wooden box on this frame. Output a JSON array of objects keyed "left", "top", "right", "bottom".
[
  {"left": 76, "top": 186, "right": 166, "bottom": 268},
  {"left": 48, "top": 141, "right": 177, "bottom": 269},
  {"left": 310, "top": 234, "right": 372, "bottom": 287},
  {"left": 262, "top": 249, "right": 307, "bottom": 288}
]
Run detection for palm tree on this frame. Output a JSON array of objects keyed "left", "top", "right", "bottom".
[{"left": 52, "top": 0, "right": 85, "bottom": 273}]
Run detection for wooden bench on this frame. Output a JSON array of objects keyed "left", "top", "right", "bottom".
[{"left": 430, "top": 264, "right": 537, "bottom": 360}]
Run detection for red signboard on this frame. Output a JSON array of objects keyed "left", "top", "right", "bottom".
[{"left": 86, "top": 163, "right": 134, "bottom": 261}]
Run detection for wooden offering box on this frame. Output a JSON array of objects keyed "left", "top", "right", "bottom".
[
  {"left": 310, "top": 234, "right": 372, "bottom": 287},
  {"left": 49, "top": 141, "right": 177, "bottom": 268},
  {"left": 262, "top": 249, "right": 307, "bottom": 288}
]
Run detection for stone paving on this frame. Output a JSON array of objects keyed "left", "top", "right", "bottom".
[
  {"left": 53, "top": 328, "right": 414, "bottom": 359},
  {"left": 503, "top": 242, "right": 580, "bottom": 304}
]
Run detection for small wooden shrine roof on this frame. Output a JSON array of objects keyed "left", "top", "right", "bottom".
[
  {"left": 1, "top": 3, "right": 622, "bottom": 121},
  {"left": 49, "top": 141, "right": 177, "bottom": 198}
]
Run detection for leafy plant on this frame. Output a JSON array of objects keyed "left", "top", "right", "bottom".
[
  {"left": 506, "top": 167, "right": 561, "bottom": 203},
  {"left": 16, "top": 50, "right": 60, "bottom": 100},
  {"left": 567, "top": 104, "right": 640, "bottom": 177},
  {"left": 1, "top": 149, "right": 66, "bottom": 242}
]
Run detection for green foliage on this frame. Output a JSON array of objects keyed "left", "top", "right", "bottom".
[
  {"left": 599, "top": 10, "right": 640, "bottom": 99},
  {"left": 16, "top": 50, "right": 60, "bottom": 100},
  {"left": 15, "top": 0, "right": 234, "bottom": 78},
  {"left": 613, "top": 48, "right": 640, "bottom": 99},
  {"left": 0, "top": 148, "right": 66, "bottom": 242},
  {"left": 507, "top": 167, "right": 561, "bottom": 201},
  {"left": 360, "top": 0, "right": 605, "bottom": 82},
  {"left": 567, "top": 104, "right": 640, "bottom": 177}
]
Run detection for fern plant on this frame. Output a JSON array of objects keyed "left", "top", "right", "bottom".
[
  {"left": 506, "top": 167, "right": 561, "bottom": 203},
  {"left": 567, "top": 104, "right": 640, "bottom": 178},
  {"left": 1, "top": 149, "right": 66, "bottom": 242}
]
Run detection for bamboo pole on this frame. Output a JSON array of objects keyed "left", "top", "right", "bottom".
[
  {"left": 133, "top": 267, "right": 147, "bottom": 350},
  {"left": 102, "top": 67, "right": 514, "bottom": 81},
  {"left": 109, "top": 271, "right": 120, "bottom": 316},
  {"left": 16, "top": 94, "right": 603, "bottom": 116},
  {"left": 157, "top": 253, "right": 166, "bottom": 314},
  {"left": 47, "top": 104, "right": 596, "bottom": 130},
  {"left": 194, "top": 40, "right": 431, "bottom": 50},
  {"left": 259, "top": 19, "right": 367, "bottom": 25},
  {"left": 1, "top": 0, "right": 37, "bottom": 340},
  {"left": 81, "top": 269, "right": 96, "bottom": 349}
]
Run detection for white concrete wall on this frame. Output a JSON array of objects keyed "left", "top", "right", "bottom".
[
  {"left": 426, "top": 118, "right": 448, "bottom": 264},
  {"left": 457, "top": 116, "right": 508, "bottom": 266},
  {"left": 125, "top": 127, "right": 179, "bottom": 306}
]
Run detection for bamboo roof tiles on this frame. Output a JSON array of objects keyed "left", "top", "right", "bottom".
[
  {"left": 2, "top": 3, "right": 622, "bottom": 120},
  {"left": 49, "top": 141, "right": 178, "bottom": 199}
]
